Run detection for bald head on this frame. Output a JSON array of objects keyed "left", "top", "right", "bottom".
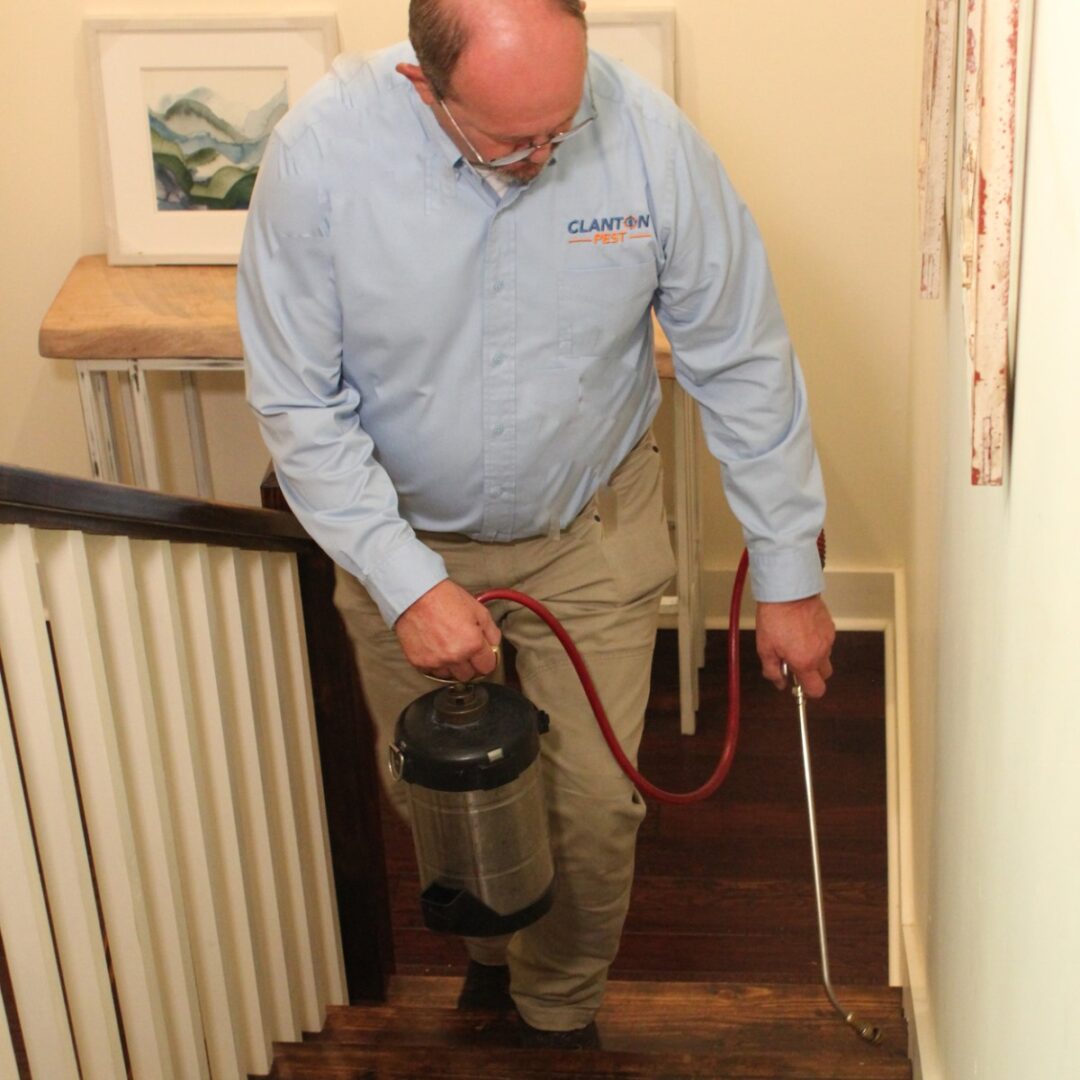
[
  {"left": 410, "top": 0, "right": 587, "bottom": 100},
  {"left": 399, "top": 0, "right": 590, "bottom": 184}
]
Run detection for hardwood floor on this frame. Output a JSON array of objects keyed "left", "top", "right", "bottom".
[
  {"left": 385, "top": 628, "right": 890, "bottom": 986},
  {"left": 269, "top": 628, "right": 907, "bottom": 1078}
]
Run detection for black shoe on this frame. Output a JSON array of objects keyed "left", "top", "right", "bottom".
[
  {"left": 456, "top": 961, "right": 514, "bottom": 1012},
  {"left": 518, "top": 1018, "right": 601, "bottom": 1050}
]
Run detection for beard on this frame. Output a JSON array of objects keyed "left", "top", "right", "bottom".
[{"left": 502, "top": 159, "right": 549, "bottom": 185}]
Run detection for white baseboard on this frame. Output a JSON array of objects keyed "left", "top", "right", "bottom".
[
  {"left": 674, "top": 566, "right": 899, "bottom": 628},
  {"left": 902, "top": 923, "right": 944, "bottom": 1080},
  {"left": 657, "top": 568, "right": 898, "bottom": 634}
]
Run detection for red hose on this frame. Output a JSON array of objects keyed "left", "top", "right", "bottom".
[{"left": 476, "top": 548, "right": 749, "bottom": 805}]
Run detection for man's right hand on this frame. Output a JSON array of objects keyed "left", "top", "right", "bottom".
[{"left": 394, "top": 579, "right": 501, "bottom": 682}]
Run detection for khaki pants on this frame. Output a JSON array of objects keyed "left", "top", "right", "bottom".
[{"left": 333, "top": 434, "right": 676, "bottom": 1030}]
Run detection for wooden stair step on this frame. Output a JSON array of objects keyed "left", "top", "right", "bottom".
[
  {"left": 268, "top": 1042, "right": 911, "bottom": 1079},
  {"left": 266, "top": 977, "right": 910, "bottom": 1078},
  {"left": 311, "top": 1006, "right": 907, "bottom": 1057},
  {"left": 386, "top": 974, "right": 902, "bottom": 1015},
  {"left": 390, "top": 927, "right": 889, "bottom": 986}
]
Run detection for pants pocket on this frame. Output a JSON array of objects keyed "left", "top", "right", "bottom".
[{"left": 595, "top": 435, "right": 676, "bottom": 605}]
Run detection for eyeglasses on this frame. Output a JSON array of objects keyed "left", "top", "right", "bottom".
[{"left": 437, "top": 93, "right": 595, "bottom": 169}]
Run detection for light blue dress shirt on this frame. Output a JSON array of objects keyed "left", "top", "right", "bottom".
[{"left": 238, "top": 44, "right": 826, "bottom": 627}]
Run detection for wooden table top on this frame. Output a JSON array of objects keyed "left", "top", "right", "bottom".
[
  {"left": 39, "top": 255, "right": 243, "bottom": 360},
  {"left": 39, "top": 253, "right": 675, "bottom": 375}
]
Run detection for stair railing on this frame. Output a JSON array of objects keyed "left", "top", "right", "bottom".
[{"left": 0, "top": 465, "right": 392, "bottom": 1080}]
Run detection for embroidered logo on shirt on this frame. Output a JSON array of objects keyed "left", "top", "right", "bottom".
[{"left": 567, "top": 213, "right": 654, "bottom": 246}]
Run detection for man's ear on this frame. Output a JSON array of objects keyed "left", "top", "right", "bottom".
[{"left": 396, "top": 62, "right": 439, "bottom": 106}]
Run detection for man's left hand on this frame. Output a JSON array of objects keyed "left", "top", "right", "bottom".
[{"left": 756, "top": 595, "right": 835, "bottom": 699}]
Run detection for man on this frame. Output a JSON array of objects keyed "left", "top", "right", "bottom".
[{"left": 238, "top": 0, "right": 834, "bottom": 1049}]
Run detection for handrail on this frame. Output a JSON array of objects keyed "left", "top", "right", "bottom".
[{"left": 0, "top": 464, "right": 312, "bottom": 552}]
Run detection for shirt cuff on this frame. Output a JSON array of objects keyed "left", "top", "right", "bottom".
[
  {"left": 361, "top": 538, "right": 449, "bottom": 628},
  {"left": 748, "top": 543, "right": 825, "bottom": 603}
]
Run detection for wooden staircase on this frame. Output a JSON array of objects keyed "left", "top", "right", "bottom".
[{"left": 265, "top": 974, "right": 911, "bottom": 1079}]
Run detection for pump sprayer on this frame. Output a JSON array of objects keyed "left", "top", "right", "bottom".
[{"left": 389, "top": 533, "right": 882, "bottom": 1044}]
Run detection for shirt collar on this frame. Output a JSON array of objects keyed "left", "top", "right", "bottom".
[{"left": 403, "top": 82, "right": 465, "bottom": 168}]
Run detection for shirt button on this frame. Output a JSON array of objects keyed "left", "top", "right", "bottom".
[
  {"left": 493, "top": 424, "right": 505, "bottom": 436},
  {"left": 493, "top": 281, "right": 504, "bottom": 293},
  {"left": 492, "top": 352, "right": 505, "bottom": 367}
]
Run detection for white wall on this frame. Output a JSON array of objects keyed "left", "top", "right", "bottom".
[
  {"left": 0, "top": 2, "right": 919, "bottom": 594},
  {"left": 905, "top": 1, "right": 1080, "bottom": 1075}
]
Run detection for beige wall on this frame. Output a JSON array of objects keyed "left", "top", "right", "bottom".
[
  {"left": 1, "top": 1, "right": 920, "bottom": 580},
  {"left": 10, "top": 5, "right": 1080, "bottom": 1071},
  {"left": 905, "top": 0, "right": 1080, "bottom": 1075},
  {"left": 670, "top": 0, "right": 921, "bottom": 574}
]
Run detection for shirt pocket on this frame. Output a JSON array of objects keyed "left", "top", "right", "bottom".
[{"left": 557, "top": 261, "right": 658, "bottom": 359}]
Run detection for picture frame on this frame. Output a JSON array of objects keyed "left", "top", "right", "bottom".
[
  {"left": 86, "top": 16, "right": 339, "bottom": 266},
  {"left": 587, "top": 9, "right": 677, "bottom": 100}
]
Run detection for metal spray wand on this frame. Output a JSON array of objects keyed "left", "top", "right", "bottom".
[{"left": 785, "top": 662, "right": 883, "bottom": 1045}]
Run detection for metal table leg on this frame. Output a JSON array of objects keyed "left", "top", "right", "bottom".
[
  {"left": 181, "top": 372, "right": 215, "bottom": 499},
  {"left": 75, "top": 368, "right": 121, "bottom": 483}
]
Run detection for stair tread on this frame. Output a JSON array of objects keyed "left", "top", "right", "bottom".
[
  {"left": 310, "top": 1010, "right": 908, "bottom": 1059},
  {"left": 269, "top": 1042, "right": 911, "bottom": 1079},
  {"left": 386, "top": 973, "right": 903, "bottom": 1012},
  {"left": 267, "top": 976, "right": 909, "bottom": 1078}
]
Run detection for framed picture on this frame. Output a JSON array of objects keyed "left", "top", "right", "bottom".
[
  {"left": 86, "top": 16, "right": 339, "bottom": 266},
  {"left": 587, "top": 9, "right": 676, "bottom": 99}
]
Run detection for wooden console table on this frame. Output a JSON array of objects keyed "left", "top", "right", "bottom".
[
  {"left": 39, "top": 254, "right": 705, "bottom": 732},
  {"left": 39, "top": 255, "right": 242, "bottom": 498}
]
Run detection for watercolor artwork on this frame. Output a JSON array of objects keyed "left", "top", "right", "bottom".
[
  {"left": 143, "top": 68, "right": 287, "bottom": 212},
  {"left": 89, "top": 17, "right": 338, "bottom": 262}
]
